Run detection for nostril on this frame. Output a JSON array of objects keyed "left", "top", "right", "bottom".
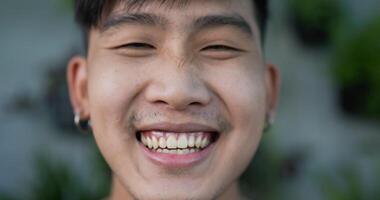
[
  {"left": 189, "top": 102, "right": 203, "bottom": 106},
  {"left": 144, "top": 79, "right": 211, "bottom": 110},
  {"left": 152, "top": 99, "right": 203, "bottom": 110}
]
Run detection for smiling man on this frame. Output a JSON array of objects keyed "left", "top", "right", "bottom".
[{"left": 67, "top": 0, "right": 279, "bottom": 199}]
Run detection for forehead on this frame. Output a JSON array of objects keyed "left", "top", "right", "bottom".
[
  {"left": 101, "top": 0, "right": 255, "bottom": 23},
  {"left": 98, "top": 0, "right": 258, "bottom": 37},
  {"left": 107, "top": 0, "right": 252, "bottom": 12}
]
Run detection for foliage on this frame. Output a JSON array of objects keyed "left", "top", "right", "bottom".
[
  {"left": 332, "top": 16, "right": 380, "bottom": 118},
  {"left": 0, "top": 193, "right": 17, "bottom": 200},
  {"left": 32, "top": 156, "right": 92, "bottom": 200},
  {"left": 319, "top": 167, "right": 364, "bottom": 200},
  {"left": 87, "top": 139, "right": 112, "bottom": 198},
  {"left": 318, "top": 163, "right": 380, "bottom": 200},
  {"left": 30, "top": 139, "right": 111, "bottom": 200},
  {"left": 240, "top": 133, "right": 304, "bottom": 199},
  {"left": 289, "top": 0, "right": 342, "bottom": 27},
  {"left": 289, "top": 0, "right": 344, "bottom": 45}
]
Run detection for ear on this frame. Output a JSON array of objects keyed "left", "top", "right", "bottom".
[
  {"left": 265, "top": 63, "right": 280, "bottom": 123},
  {"left": 67, "top": 56, "right": 90, "bottom": 119}
]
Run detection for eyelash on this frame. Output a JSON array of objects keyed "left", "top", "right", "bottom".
[
  {"left": 201, "top": 45, "right": 239, "bottom": 51},
  {"left": 118, "top": 42, "right": 155, "bottom": 49},
  {"left": 116, "top": 43, "right": 240, "bottom": 52}
]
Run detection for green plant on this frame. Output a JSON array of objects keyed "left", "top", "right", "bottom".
[
  {"left": 32, "top": 155, "right": 95, "bottom": 200},
  {"left": 240, "top": 135, "right": 283, "bottom": 199},
  {"left": 317, "top": 161, "right": 380, "bottom": 200},
  {"left": 240, "top": 132, "right": 305, "bottom": 200},
  {"left": 318, "top": 167, "right": 365, "bottom": 200},
  {"left": 30, "top": 139, "right": 111, "bottom": 200},
  {"left": 0, "top": 193, "right": 17, "bottom": 200},
  {"left": 332, "top": 16, "right": 380, "bottom": 118},
  {"left": 289, "top": 0, "right": 344, "bottom": 45}
]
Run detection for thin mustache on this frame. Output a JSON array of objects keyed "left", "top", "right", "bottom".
[{"left": 128, "top": 111, "right": 232, "bottom": 133}]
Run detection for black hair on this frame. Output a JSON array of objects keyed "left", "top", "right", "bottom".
[{"left": 74, "top": 0, "right": 268, "bottom": 47}]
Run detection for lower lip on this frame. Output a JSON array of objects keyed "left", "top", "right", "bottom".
[{"left": 139, "top": 143, "right": 215, "bottom": 168}]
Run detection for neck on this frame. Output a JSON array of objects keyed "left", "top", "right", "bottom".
[
  {"left": 108, "top": 176, "right": 135, "bottom": 200},
  {"left": 108, "top": 175, "right": 244, "bottom": 200},
  {"left": 217, "top": 181, "right": 244, "bottom": 200}
]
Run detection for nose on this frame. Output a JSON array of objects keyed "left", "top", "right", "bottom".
[{"left": 144, "top": 67, "right": 211, "bottom": 110}]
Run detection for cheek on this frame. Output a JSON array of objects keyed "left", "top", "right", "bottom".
[
  {"left": 85, "top": 57, "right": 152, "bottom": 172},
  {"left": 205, "top": 63, "right": 266, "bottom": 178},
  {"left": 206, "top": 64, "right": 267, "bottom": 129},
  {"left": 228, "top": 76, "right": 265, "bottom": 122},
  {"left": 86, "top": 58, "right": 146, "bottom": 137}
]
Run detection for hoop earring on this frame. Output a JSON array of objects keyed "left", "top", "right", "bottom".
[{"left": 74, "top": 112, "right": 91, "bottom": 132}]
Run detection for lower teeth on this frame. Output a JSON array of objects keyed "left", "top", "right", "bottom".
[{"left": 155, "top": 148, "right": 200, "bottom": 154}]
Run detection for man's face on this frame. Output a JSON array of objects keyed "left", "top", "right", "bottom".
[{"left": 68, "top": 0, "right": 279, "bottom": 199}]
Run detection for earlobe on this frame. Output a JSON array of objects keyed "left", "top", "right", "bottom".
[{"left": 67, "top": 56, "right": 90, "bottom": 119}]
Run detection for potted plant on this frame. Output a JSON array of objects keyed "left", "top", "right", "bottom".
[
  {"left": 289, "top": 0, "right": 343, "bottom": 46},
  {"left": 332, "top": 16, "right": 380, "bottom": 119}
]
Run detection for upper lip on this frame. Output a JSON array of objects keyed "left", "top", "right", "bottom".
[{"left": 136, "top": 122, "right": 220, "bottom": 133}]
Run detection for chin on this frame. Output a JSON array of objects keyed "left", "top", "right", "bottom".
[
  {"left": 120, "top": 176, "right": 225, "bottom": 200},
  {"left": 131, "top": 187, "right": 216, "bottom": 200}
]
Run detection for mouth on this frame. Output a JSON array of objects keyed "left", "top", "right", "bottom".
[
  {"left": 136, "top": 123, "right": 220, "bottom": 167},
  {"left": 137, "top": 131, "right": 219, "bottom": 153}
]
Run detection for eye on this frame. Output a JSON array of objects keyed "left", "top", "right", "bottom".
[
  {"left": 118, "top": 42, "right": 155, "bottom": 50},
  {"left": 201, "top": 45, "right": 240, "bottom": 51},
  {"left": 200, "top": 45, "right": 243, "bottom": 60},
  {"left": 112, "top": 42, "right": 156, "bottom": 57}
]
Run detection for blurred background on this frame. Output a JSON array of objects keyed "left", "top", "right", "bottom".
[{"left": 0, "top": 0, "right": 379, "bottom": 199}]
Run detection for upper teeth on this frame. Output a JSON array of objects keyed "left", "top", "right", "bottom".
[{"left": 140, "top": 132, "right": 211, "bottom": 151}]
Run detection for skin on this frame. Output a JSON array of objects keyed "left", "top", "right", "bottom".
[{"left": 67, "top": 0, "right": 280, "bottom": 199}]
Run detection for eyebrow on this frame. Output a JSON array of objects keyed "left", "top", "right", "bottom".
[
  {"left": 101, "top": 13, "right": 168, "bottom": 32},
  {"left": 193, "top": 14, "right": 253, "bottom": 37},
  {"left": 101, "top": 13, "right": 253, "bottom": 37}
]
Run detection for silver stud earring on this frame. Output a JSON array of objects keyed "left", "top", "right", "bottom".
[{"left": 74, "top": 112, "right": 91, "bottom": 132}]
